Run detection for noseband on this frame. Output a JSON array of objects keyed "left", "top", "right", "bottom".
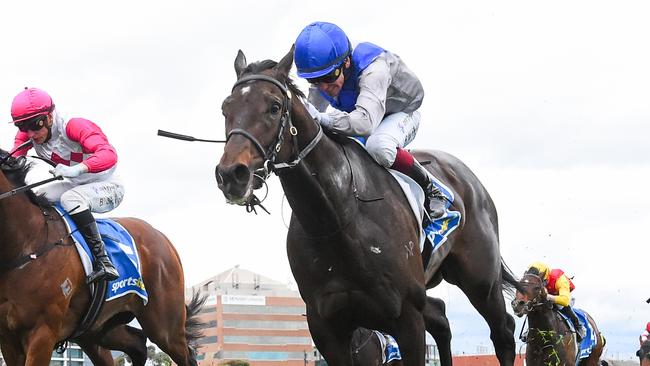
[{"left": 227, "top": 74, "right": 323, "bottom": 177}]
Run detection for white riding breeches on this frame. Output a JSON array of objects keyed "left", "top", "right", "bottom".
[
  {"left": 25, "top": 158, "right": 125, "bottom": 214},
  {"left": 365, "top": 111, "right": 421, "bottom": 168}
]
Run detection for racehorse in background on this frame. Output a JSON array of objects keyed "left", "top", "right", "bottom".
[
  {"left": 512, "top": 272, "right": 605, "bottom": 366},
  {"left": 0, "top": 151, "right": 204, "bottom": 366},
  {"left": 215, "top": 46, "right": 519, "bottom": 366},
  {"left": 638, "top": 340, "right": 650, "bottom": 366}
]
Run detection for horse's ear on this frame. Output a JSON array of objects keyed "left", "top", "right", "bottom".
[
  {"left": 275, "top": 44, "right": 294, "bottom": 76},
  {"left": 234, "top": 50, "right": 247, "bottom": 78}
]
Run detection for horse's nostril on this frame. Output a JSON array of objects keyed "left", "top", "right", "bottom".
[{"left": 233, "top": 164, "right": 251, "bottom": 185}]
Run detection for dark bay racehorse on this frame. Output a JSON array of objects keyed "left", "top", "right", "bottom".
[
  {"left": 215, "top": 47, "right": 519, "bottom": 366},
  {"left": 0, "top": 153, "right": 204, "bottom": 366},
  {"left": 639, "top": 340, "right": 650, "bottom": 366},
  {"left": 511, "top": 273, "right": 605, "bottom": 366}
]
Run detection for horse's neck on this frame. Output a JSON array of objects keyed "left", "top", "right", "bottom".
[
  {"left": 0, "top": 171, "right": 46, "bottom": 261},
  {"left": 278, "top": 105, "right": 361, "bottom": 237},
  {"left": 527, "top": 309, "right": 574, "bottom": 361}
]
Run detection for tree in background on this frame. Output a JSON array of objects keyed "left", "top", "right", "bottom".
[
  {"left": 147, "top": 345, "right": 172, "bottom": 366},
  {"left": 218, "top": 360, "right": 250, "bottom": 366}
]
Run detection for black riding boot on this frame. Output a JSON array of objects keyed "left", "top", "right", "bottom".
[
  {"left": 561, "top": 306, "right": 586, "bottom": 341},
  {"left": 408, "top": 160, "right": 448, "bottom": 220},
  {"left": 70, "top": 209, "right": 119, "bottom": 284}
]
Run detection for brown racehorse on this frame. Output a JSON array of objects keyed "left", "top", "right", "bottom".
[
  {"left": 639, "top": 339, "right": 650, "bottom": 366},
  {"left": 215, "top": 47, "right": 519, "bottom": 366},
  {"left": 0, "top": 152, "right": 204, "bottom": 366},
  {"left": 511, "top": 273, "right": 605, "bottom": 366}
]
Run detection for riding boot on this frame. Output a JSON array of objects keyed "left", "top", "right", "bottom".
[
  {"left": 70, "top": 209, "right": 119, "bottom": 284},
  {"left": 408, "top": 160, "right": 448, "bottom": 220},
  {"left": 561, "top": 306, "right": 586, "bottom": 341}
]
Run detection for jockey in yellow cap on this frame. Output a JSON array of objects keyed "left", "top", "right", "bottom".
[{"left": 526, "top": 261, "right": 587, "bottom": 341}]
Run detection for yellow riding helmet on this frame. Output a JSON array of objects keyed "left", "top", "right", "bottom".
[{"left": 528, "top": 261, "right": 550, "bottom": 279}]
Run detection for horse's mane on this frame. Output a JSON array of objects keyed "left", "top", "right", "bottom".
[
  {"left": 0, "top": 155, "right": 53, "bottom": 208},
  {"left": 241, "top": 60, "right": 305, "bottom": 99}
]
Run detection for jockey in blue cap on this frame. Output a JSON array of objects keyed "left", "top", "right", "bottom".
[{"left": 295, "top": 21, "right": 447, "bottom": 220}]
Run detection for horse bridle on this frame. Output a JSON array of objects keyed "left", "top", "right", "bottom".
[
  {"left": 518, "top": 273, "right": 548, "bottom": 313},
  {"left": 227, "top": 74, "right": 323, "bottom": 177}
]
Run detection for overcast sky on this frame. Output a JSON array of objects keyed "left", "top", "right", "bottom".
[{"left": 1, "top": 0, "right": 648, "bottom": 360}]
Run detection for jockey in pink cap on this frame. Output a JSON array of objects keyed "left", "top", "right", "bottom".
[{"left": 10, "top": 87, "right": 123, "bottom": 284}]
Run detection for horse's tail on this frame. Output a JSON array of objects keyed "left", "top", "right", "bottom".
[
  {"left": 185, "top": 291, "right": 208, "bottom": 366},
  {"left": 500, "top": 258, "right": 522, "bottom": 298}
]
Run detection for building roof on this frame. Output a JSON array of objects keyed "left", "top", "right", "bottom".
[{"left": 186, "top": 266, "right": 298, "bottom": 298}]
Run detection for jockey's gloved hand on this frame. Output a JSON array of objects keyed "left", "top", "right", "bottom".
[
  {"left": 50, "top": 163, "right": 88, "bottom": 178},
  {"left": 303, "top": 101, "right": 333, "bottom": 129},
  {"left": 546, "top": 293, "right": 556, "bottom": 303}
]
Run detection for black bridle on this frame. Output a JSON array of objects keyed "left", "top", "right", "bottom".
[
  {"left": 226, "top": 74, "right": 323, "bottom": 178},
  {"left": 516, "top": 273, "right": 548, "bottom": 313}
]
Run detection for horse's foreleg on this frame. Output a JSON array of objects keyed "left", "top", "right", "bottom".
[
  {"left": 390, "top": 302, "right": 425, "bottom": 366},
  {"left": 0, "top": 341, "right": 23, "bottom": 366},
  {"left": 23, "top": 326, "right": 58, "bottom": 366},
  {"left": 307, "top": 309, "right": 355, "bottom": 366},
  {"left": 423, "top": 297, "right": 452, "bottom": 366},
  {"left": 79, "top": 325, "right": 146, "bottom": 366}
]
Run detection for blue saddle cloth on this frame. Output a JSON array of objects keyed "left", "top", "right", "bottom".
[
  {"left": 558, "top": 307, "right": 597, "bottom": 361},
  {"left": 423, "top": 177, "right": 461, "bottom": 251},
  {"left": 384, "top": 333, "right": 402, "bottom": 363},
  {"left": 55, "top": 205, "right": 148, "bottom": 304}
]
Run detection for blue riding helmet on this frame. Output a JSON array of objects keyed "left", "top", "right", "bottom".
[{"left": 294, "top": 21, "right": 352, "bottom": 79}]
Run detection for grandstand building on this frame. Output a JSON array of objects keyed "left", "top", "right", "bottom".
[{"left": 186, "top": 266, "right": 312, "bottom": 366}]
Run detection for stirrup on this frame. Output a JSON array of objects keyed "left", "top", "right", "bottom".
[
  {"left": 427, "top": 196, "right": 447, "bottom": 220},
  {"left": 86, "top": 262, "right": 119, "bottom": 284}
]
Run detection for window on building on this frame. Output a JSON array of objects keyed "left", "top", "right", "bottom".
[
  {"left": 221, "top": 305, "right": 305, "bottom": 315},
  {"left": 67, "top": 349, "right": 84, "bottom": 358},
  {"left": 222, "top": 319, "right": 307, "bottom": 330},
  {"left": 223, "top": 335, "right": 311, "bottom": 345}
]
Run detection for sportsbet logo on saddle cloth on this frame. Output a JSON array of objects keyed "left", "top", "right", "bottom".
[{"left": 55, "top": 205, "right": 148, "bottom": 304}]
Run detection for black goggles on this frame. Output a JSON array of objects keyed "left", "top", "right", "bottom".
[
  {"left": 307, "top": 65, "right": 343, "bottom": 85},
  {"left": 15, "top": 115, "right": 47, "bottom": 132}
]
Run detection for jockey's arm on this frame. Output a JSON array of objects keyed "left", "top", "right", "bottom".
[
  {"left": 11, "top": 131, "right": 31, "bottom": 157},
  {"left": 66, "top": 118, "right": 118, "bottom": 173},
  {"left": 322, "top": 59, "right": 390, "bottom": 137},
  {"left": 547, "top": 275, "right": 571, "bottom": 307}
]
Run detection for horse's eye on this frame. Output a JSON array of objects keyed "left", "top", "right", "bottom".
[{"left": 270, "top": 103, "right": 281, "bottom": 115}]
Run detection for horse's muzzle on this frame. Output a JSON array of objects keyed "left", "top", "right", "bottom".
[
  {"left": 215, "top": 163, "right": 253, "bottom": 204},
  {"left": 511, "top": 299, "right": 526, "bottom": 317}
]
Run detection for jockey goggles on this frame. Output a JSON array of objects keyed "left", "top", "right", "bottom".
[
  {"left": 307, "top": 64, "right": 343, "bottom": 85},
  {"left": 15, "top": 115, "right": 47, "bottom": 132}
]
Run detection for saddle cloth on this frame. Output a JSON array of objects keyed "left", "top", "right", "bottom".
[
  {"left": 55, "top": 205, "right": 148, "bottom": 304},
  {"left": 558, "top": 307, "right": 597, "bottom": 361},
  {"left": 372, "top": 330, "right": 402, "bottom": 363},
  {"left": 389, "top": 170, "right": 461, "bottom": 253}
]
